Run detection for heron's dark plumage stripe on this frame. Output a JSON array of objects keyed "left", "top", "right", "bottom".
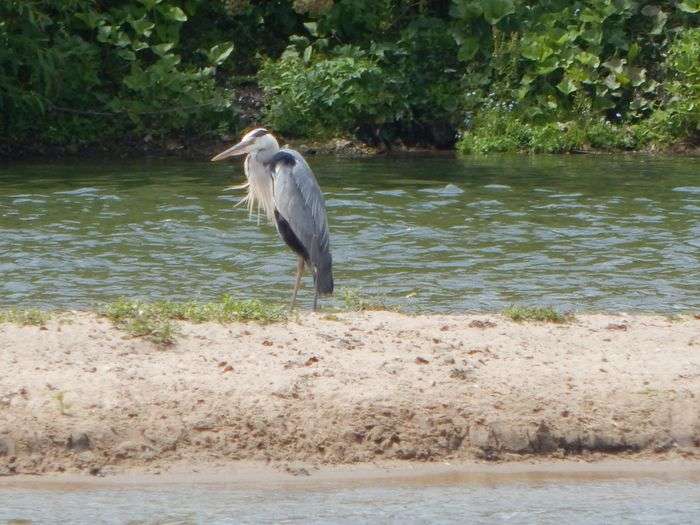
[
  {"left": 274, "top": 210, "right": 309, "bottom": 261},
  {"left": 268, "top": 150, "right": 296, "bottom": 168}
]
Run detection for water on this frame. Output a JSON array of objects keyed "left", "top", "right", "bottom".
[
  {"left": 0, "top": 154, "right": 698, "bottom": 312},
  {"left": 1, "top": 475, "right": 699, "bottom": 524}
]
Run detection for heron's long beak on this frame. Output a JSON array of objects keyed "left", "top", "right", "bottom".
[{"left": 210, "top": 139, "right": 253, "bottom": 161}]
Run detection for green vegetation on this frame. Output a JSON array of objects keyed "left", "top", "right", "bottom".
[
  {"left": 102, "top": 300, "right": 180, "bottom": 346},
  {"left": 1, "top": 1, "right": 698, "bottom": 156},
  {"left": 0, "top": 309, "right": 51, "bottom": 326},
  {"left": 101, "top": 295, "right": 285, "bottom": 345},
  {"left": 340, "top": 288, "right": 395, "bottom": 312},
  {"left": 502, "top": 305, "right": 572, "bottom": 323}
]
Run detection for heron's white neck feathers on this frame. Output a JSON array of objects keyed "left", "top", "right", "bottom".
[{"left": 243, "top": 155, "right": 276, "bottom": 224}]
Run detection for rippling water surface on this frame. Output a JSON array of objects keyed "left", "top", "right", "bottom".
[
  {"left": 1, "top": 476, "right": 699, "bottom": 524},
  {"left": 1, "top": 155, "right": 698, "bottom": 312}
]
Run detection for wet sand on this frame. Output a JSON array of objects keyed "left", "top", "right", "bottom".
[
  {"left": 1, "top": 312, "right": 698, "bottom": 477},
  {"left": 3, "top": 459, "right": 700, "bottom": 492}
]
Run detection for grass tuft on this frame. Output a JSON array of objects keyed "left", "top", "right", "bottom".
[
  {"left": 502, "top": 305, "right": 572, "bottom": 323},
  {"left": 340, "top": 288, "right": 395, "bottom": 312},
  {"left": 0, "top": 308, "right": 51, "bottom": 326},
  {"left": 101, "top": 295, "right": 286, "bottom": 346}
]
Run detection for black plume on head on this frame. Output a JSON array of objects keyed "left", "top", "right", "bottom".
[{"left": 251, "top": 128, "right": 269, "bottom": 138}]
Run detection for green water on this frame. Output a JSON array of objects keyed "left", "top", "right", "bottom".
[{"left": 0, "top": 154, "right": 698, "bottom": 312}]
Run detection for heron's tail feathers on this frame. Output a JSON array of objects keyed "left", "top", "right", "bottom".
[{"left": 314, "top": 253, "right": 334, "bottom": 296}]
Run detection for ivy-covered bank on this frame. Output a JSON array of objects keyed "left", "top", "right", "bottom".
[{"left": 1, "top": 1, "right": 698, "bottom": 158}]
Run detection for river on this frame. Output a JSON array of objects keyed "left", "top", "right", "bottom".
[{"left": 1, "top": 154, "right": 698, "bottom": 312}]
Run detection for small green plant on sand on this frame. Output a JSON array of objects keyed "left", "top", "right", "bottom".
[
  {"left": 0, "top": 308, "right": 51, "bottom": 326},
  {"left": 102, "top": 299, "right": 180, "bottom": 346},
  {"left": 502, "top": 305, "right": 572, "bottom": 323},
  {"left": 101, "top": 296, "right": 286, "bottom": 345},
  {"left": 340, "top": 288, "right": 395, "bottom": 312}
]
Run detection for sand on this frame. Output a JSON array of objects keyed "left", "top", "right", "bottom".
[{"left": 0, "top": 312, "right": 698, "bottom": 477}]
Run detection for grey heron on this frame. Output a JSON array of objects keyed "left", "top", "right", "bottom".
[{"left": 211, "top": 128, "right": 333, "bottom": 310}]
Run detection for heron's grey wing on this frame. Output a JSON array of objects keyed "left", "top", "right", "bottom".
[{"left": 272, "top": 150, "right": 330, "bottom": 264}]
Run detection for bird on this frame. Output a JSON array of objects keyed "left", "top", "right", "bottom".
[{"left": 211, "top": 128, "right": 333, "bottom": 310}]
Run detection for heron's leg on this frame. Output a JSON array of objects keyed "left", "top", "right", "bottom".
[
  {"left": 312, "top": 269, "right": 319, "bottom": 312},
  {"left": 290, "top": 256, "right": 305, "bottom": 311}
]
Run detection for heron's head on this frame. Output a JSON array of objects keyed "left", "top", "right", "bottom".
[{"left": 210, "top": 128, "right": 279, "bottom": 161}]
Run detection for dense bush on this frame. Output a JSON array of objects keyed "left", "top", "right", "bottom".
[
  {"left": 1, "top": 0, "right": 698, "bottom": 155},
  {"left": 0, "top": 0, "right": 239, "bottom": 150},
  {"left": 651, "top": 27, "right": 700, "bottom": 141},
  {"left": 259, "top": 3, "right": 462, "bottom": 146},
  {"left": 259, "top": 47, "right": 391, "bottom": 137},
  {"left": 457, "top": 19, "right": 700, "bottom": 154}
]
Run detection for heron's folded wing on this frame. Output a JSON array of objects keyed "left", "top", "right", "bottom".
[{"left": 272, "top": 150, "right": 330, "bottom": 262}]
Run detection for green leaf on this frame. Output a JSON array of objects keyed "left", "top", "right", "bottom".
[
  {"left": 602, "top": 58, "right": 626, "bottom": 74},
  {"left": 303, "top": 46, "right": 313, "bottom": 64},
  {"left": 581, "top": 27, "right": 603, "bottom": 45},
  {"left": 643, "top": 79, "right": 659, "bottom": 93},
  {"left": 131, "top": 40, "right": 149, "bottom": 52},
  {"left": 450, "top": 0, "right": 483, "bottom": 20},
  {"left": 604, "top": 73, "right": 620, "bottom": 90},
  {"left": 576, "top": 51, "right": 600, "bottom": 68},
  {"left": 75, "top": 11, "right": 103, "bottom": 30},
  {"left": 152, "top": 43, "right": 174, "bottom": 56},
  {"left": 678, "top": 0, "right": 700, "bottom": 13},
  {"left": 650, "top": 10, "right": 668, "bottom": 34},
  {"left": 521, "top": 39, "right": 553, "bottom": 62},
  {"left": 535, "top": 56, "right": 561, "bottom": 75},
  {"left": 117, "top": 49, "right": 136, "bottom": 61},
  {"left": 163, "top": 6, "right": 187, "bottom": 22},
  {"left": 129, "top": 17, "right": 155, "bottom": 37},
  {"left": 303, "top": 22, "right": 318, "bottom": 37},
  {"left": 592, "top": 96, "right": 615, "bottom": 111},
  {"left": 556, "top": 76, "right": 578, "bottom": 95},
  {"left": 627, "top": 66, "right": 646, "bottom": 87},
  {"left": 627, "top": 42, "right": 640, "bottom": 63},
  {"left": 158, "top": 54, "right": 181, "bottom": 69},
  {"left": 289, "top": 35, "right": 310, "bottom": 49},
  {"left": 580, "top": 7, "right": 602, "bottom": 23},
  {"left": 97, "top": 25, "right": 113, "bottom": 43},
  {"left": 115, "top": 31, "right": 131, "bottom": 48},
  {"left": 457, "top": 36, "right": 480, "bottom": 61},
  {"left": 208, "top": 42, "right": 234, "bottom": 65},
  {"left": 139, "top": 0, "right": 162, "bottom": 8},
  {"left": 516, "top": 85, "right": 531, "bottom": 100},
  {"left": 481, "top": 0, "right": 514, "bottom": 24}
]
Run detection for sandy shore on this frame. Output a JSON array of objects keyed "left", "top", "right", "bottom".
[{"left": 1, "top": 312, "right": 698, "bottom": 477}]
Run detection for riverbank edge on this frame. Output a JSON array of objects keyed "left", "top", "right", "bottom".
[
  {"left": 3, "top": 135, "right": 699, "bottom": 161},
  {"left": 0, "top": 311, "right": 698, "bottom": 477}
]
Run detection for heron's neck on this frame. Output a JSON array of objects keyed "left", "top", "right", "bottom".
[{"left": 252, "top": 145, "right": 280, "bottom": 166}]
